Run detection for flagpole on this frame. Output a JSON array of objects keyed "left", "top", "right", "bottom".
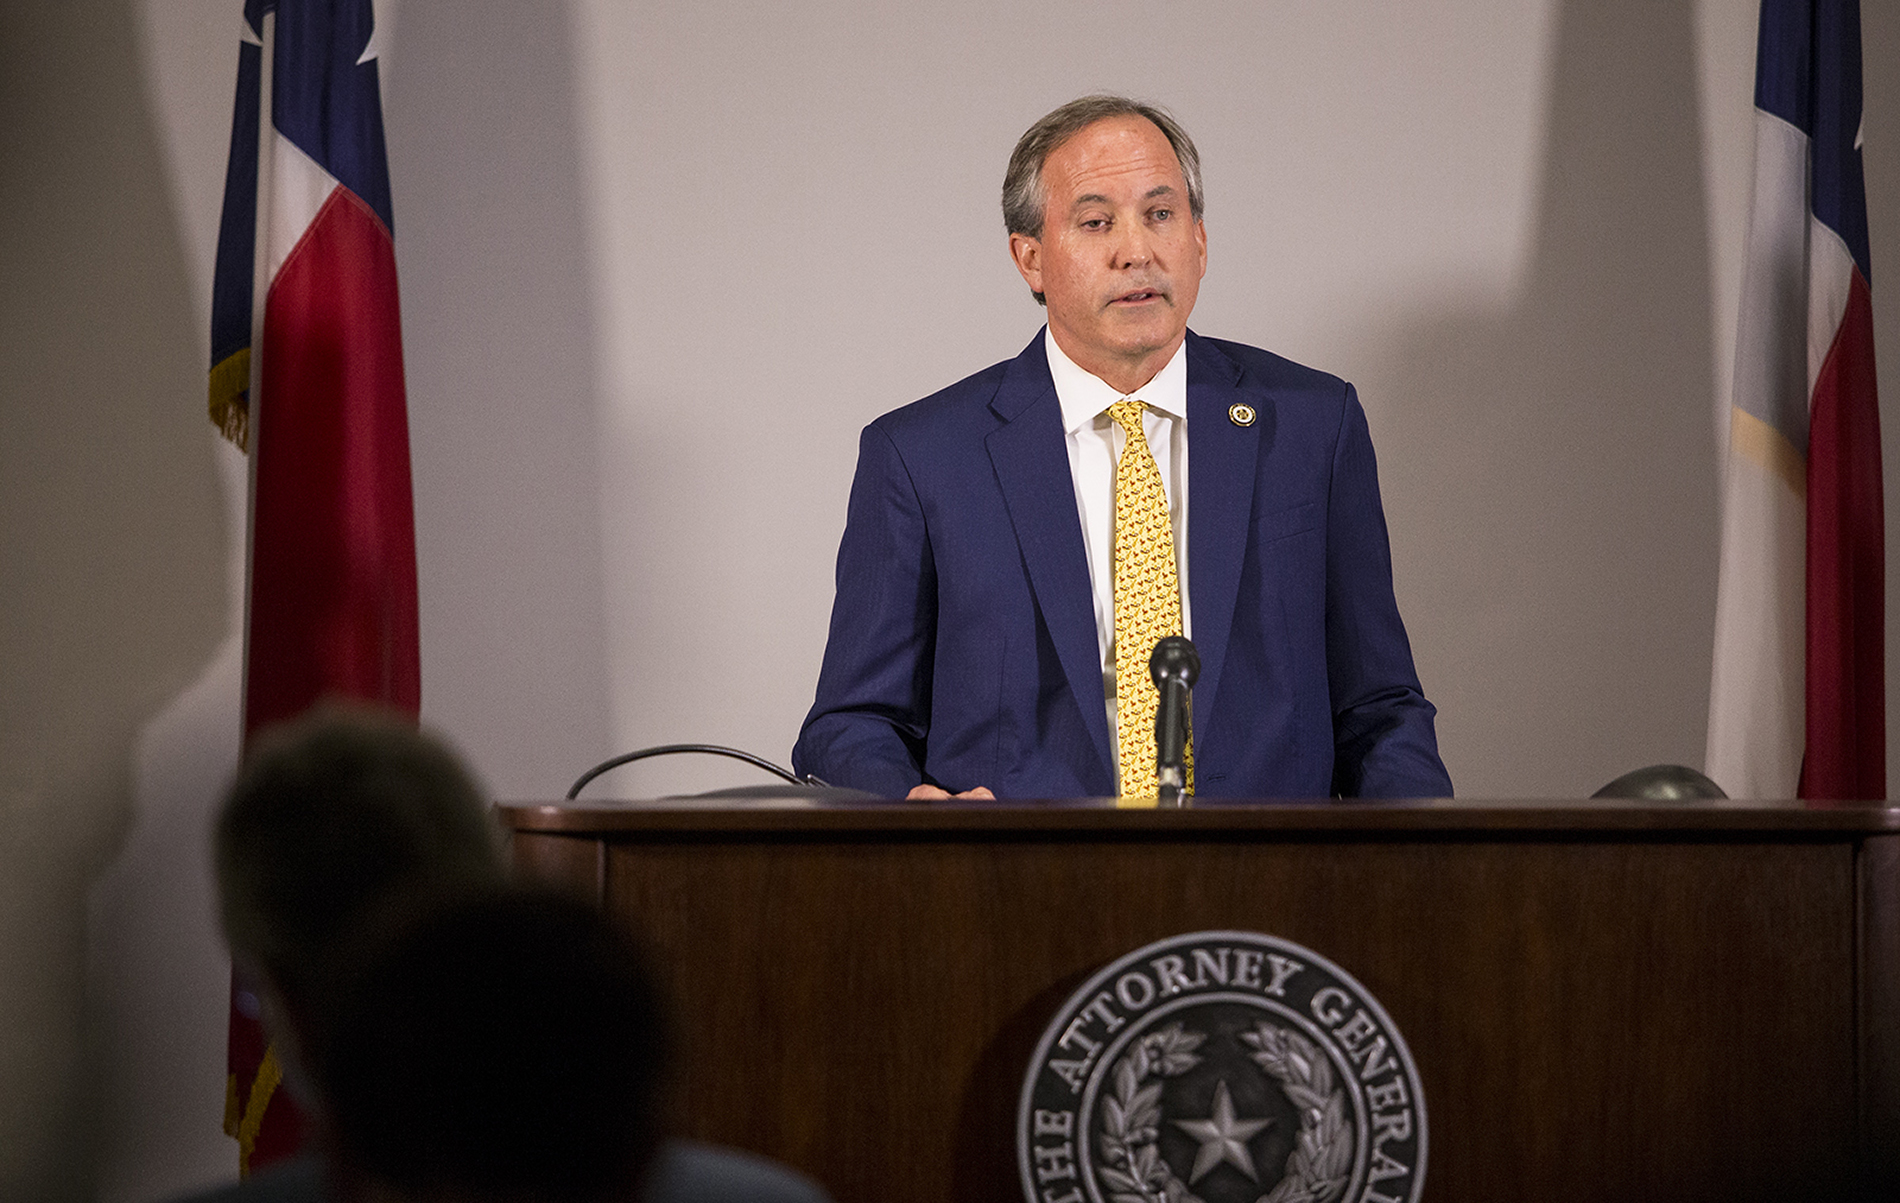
[{"left": 239, "top": 9, "right": 273, "bottom": 743}]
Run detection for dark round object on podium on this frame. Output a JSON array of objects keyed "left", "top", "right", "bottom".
[{"left": 1591, "top": 764, "right": 1728, "bottom": 801}]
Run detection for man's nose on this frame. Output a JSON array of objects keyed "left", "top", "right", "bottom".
[{"left": 1112, "top": 222, "right": 1154, "bottom": 269}]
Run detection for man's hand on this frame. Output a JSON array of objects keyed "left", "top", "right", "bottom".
[{"left": 906, "top": 784, "right": 997, "bottom": 801}]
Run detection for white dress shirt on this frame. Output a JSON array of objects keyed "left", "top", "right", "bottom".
[{"left": 1046, "top": 329, "right": 1191, "bottom": 786}]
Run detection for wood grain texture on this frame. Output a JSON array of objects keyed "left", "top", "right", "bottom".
[
  {"left": 501, "top": 805, "right": 1894, "bottom": 1203},
  {"left": 1859, "top": 834, "right": 1900, "bottom": 1196},
  {"left": 507, "top": 830, "right": 602, "bottom": 904},
  {"left": 498, "top": 796, "right": 1900, "bottom": 837}
]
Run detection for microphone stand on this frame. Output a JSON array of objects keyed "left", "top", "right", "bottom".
[{"left": 1150, "top": 636, "right": 1200, "bottom": 808}]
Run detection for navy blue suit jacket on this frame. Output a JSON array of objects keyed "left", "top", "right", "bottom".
[{"left": 792, "top": 330, "right": 1451, "bottom": 799}]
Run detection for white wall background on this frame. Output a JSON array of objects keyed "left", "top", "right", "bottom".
[{"left": 0, "top": 0, "right": 1895, "bottom": 1198}]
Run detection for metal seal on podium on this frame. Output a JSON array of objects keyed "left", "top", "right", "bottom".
[{"left": 1017, "top": 931, "right": 1425, "bottom": 1203}]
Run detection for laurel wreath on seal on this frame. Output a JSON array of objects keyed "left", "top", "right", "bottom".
[
  {"left": 1096, "top": 1022, "right": 1209, "bottom": 1203},
  {"left": 1239, "top": 1022, "right": 1352, "bottom": 1203},
  {"left": 1094, "top": 1020, "right": 1351, "bottom": 1203}
]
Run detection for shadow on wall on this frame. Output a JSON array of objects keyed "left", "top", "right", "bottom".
[
  {"left": 385, "top": 0, "right": 615, "bottom": 797},
  {"left": 1868, "top": 2, "right": 1900, "bottom": 797},
  {"left": 1361, "top": 0, "right": 1719, "bottom": 796},
  {"left": 0, "top": 2, "right": 228, "bottom": 1199}
]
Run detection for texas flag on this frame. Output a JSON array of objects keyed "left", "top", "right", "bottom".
[
  {"left": 1707, "top": 0, "right": 1882, "bottom": 800},
  {"left": 208, "top": 0, "right": 418, "bottom": 1172}
]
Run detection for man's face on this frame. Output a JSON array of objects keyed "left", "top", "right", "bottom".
[{"left": 1009, "top": 114, "right": 1207, "bottom": 394}]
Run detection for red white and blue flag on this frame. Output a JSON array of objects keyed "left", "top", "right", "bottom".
[
  {"left": 1707, "top": 0, "right": 1882, "bottom": 800},
  {"left": 209, "top": 0, "right": 418, "bottom": 1172}
]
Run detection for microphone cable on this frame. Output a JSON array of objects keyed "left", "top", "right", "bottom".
[{"left": 566, "top": 744, "right": 831, "bottom": 800}]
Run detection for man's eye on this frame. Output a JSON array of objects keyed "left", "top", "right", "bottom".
[
  {"left": 1151, "top": 208, "right": 1172, "bottom": 221},
  {"left": 1080, "top": 218, "right": 1108, "bottom": 230}
]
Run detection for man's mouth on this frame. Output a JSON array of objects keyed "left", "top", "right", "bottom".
[{"left": 1111, "top": 288, "right": 1166, "bottom": 305}]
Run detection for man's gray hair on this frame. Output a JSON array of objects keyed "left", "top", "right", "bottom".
[{"left": 1002, "top": 94, "right": 1205, "bottom": 242}]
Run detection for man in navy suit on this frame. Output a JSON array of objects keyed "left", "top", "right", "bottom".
[{"left": 793, "top": 96, "right": 1451, "bottom": 801}]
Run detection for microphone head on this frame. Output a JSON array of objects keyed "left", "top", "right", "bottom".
[{"left": 1149, "top": 635, "right": 1200, "bottom": 688}]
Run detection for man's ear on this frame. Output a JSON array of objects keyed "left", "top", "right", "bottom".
[{"left": 1008, "top": 232, "right": 1043, "bottom": 296}]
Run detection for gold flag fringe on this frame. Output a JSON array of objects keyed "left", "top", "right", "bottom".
[
  {"left": 209, "top": 348, "right": 252, "bottom": 452},
  {"left": 226, "top": 1044, "right": 283, "bottom": 1178}
]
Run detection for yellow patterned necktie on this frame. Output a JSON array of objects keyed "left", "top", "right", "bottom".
[{"left": 1108, "top": 400, "right": 1191, "bottom": 804}]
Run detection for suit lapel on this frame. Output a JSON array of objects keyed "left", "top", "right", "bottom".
[
  {"left": 1185, "top": 332, "right": 1264, "bottom": 751},
  {"left": 985, "top": 334, "right": 1115, "bottom": 779}
]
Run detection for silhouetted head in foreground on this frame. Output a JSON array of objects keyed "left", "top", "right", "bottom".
[
  {"left": 216, "top": 704, "right": 506, "bottom": 1069},
  {"left": 316, "top": 890, "right": 670, "bottom": 1203}
]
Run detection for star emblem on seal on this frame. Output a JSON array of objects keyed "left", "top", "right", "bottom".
[
  {"left": 1017, "top": 930, "right": 1426, "bottom": 1203},
  {"left": 1173, "top": 1079, "right": 1273, "bottom": 1183}
]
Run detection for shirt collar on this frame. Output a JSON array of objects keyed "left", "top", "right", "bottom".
[{"left": 1046, "top": 327, "right": 1190, "bottom": 436}]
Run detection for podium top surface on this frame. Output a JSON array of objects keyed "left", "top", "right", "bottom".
[{"left": 496, "top": 796, "right": 1900, "bottom": 837}]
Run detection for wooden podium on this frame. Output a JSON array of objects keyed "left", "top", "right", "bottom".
[{"left": 498, "top": 798, "right": 1900, "bottom": 1203}]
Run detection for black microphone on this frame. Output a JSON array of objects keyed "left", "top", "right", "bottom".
[{"left": 1150, "top": 636, "right": 1200, "bottom": 807}]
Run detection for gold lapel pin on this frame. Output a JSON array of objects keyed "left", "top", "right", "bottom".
[{"left": 1228, "top": 402, "right": 1257, "bottom": 427}]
